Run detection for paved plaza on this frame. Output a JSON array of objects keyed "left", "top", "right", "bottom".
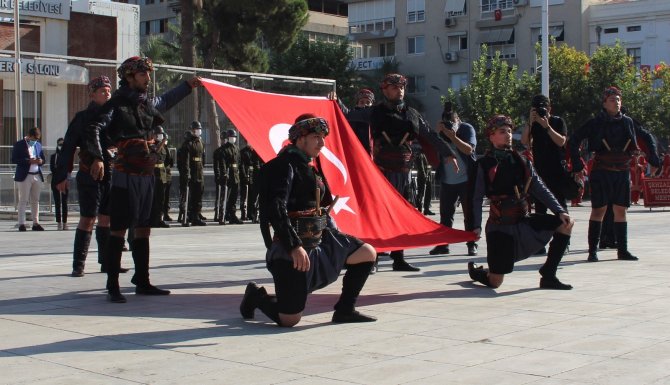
[{"left": 1, "top": 204, "right": 670, "bottom": 384}]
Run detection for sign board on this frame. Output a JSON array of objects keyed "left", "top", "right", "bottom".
[
  {"left": 0, "top": 0, "right": 71, "bottom": 20},
  {"left": 0, "top": 58, "right": 88, "bottom": 84},
  {"left": 350, "top": 57, "right": 387, "bottom": 71},
  {"left": 642, "top": 178, "right": 670, "bottom": 207}
]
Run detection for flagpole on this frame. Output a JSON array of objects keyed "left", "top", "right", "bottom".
[
  {"left": 13, "top": 0, "right": 23, "bottom": 142},
  {"left": 541, "top": 0, "right": 549, "bottom": 96}
]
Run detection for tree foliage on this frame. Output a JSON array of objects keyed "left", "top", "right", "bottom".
[{"left": 270, "top": 35, "right": 356, "bottom": 96}]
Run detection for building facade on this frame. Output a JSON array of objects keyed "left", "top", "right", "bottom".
[
  {"left": 346, "top": 0, "right": 603, "bottom": 124},
  {"left": 0, "top": 0, "right": 139, "bottom": 148},
  {"left": 588, "top": 0, "right": 670, "bottom": 72}
]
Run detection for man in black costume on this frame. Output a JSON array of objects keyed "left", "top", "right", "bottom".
[
  {"left": 369, "top": 73, "right": 458, "bottom": 272},
  {"left": 54, "top": 76, "right": 121, "bottom": 277},
  {"left": 569, "top": 87, "right": 657, "bottom": 262},
  {"left": 240, "top": 114, "right": 377, "bottom": 327},
  {"left": 467, "top": 115, "right": 574, "bottom": 290},
  {"left": 82, "top": 56, "right": 200, "bottom": 302}
]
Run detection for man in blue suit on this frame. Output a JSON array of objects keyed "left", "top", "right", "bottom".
[{"left": 12, "top": 127, "right": 46, "bottom": 231}]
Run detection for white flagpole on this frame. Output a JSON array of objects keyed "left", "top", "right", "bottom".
[
  {"left": 13, "top": 0, "right": 23, "bottom": 141},
  {"left": 541, "top": 0, "right": 549, "bottom": 96}
]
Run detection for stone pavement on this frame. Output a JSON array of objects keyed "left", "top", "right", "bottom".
[{"left": 1, "top": 205, "right": 670, "bottom": 385}]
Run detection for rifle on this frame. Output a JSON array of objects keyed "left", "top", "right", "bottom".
[
  {"left": 213, "top": 184, "right": 221, "bottom": 222},
  {"left": 181, "top": 184, "right": 190, "bottom": 227}
]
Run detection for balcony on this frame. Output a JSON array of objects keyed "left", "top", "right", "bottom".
[{"left": 348, "top": 17, "right": 396, "bottom": 41}]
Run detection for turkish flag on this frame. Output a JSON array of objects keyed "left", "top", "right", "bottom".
[{"left": 202, "top": 79, "right": 476, "bottom": 251}]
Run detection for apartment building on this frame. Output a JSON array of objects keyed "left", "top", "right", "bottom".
[
  {"left": 347, "top": 0, "right": 600, "bottom": 124},
  {"left": 588, "top": 0, "right": 670, "bottom": 71},
  {"left": 134, "top": 0, "right": 349, "bottom": 45}
]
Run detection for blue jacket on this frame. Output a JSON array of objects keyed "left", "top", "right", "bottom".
[{"left": 12, "top": 138, "right": 45, "bottom": 182}]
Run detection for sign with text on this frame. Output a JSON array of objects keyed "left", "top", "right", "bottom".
[
  {"left": 0, "top": 58, "right": 88, "bottom": 84},
  {"left": 642, "top": 178, "right": 670, "bottom": 207},
  {"left": 0, "top": 0, "right": 70, "bottom": 21},
  {"left": 350, "top": 57, "right": 387, "bottom": 71}
]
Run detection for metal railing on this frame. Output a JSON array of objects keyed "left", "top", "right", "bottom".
[{"left": 1, "top": 51, "right": 337, "bottom": 211}]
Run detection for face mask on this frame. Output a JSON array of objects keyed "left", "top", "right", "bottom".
[
  {"left": 194, "top": 129, "right": 202, "bottom": 137},
  {"left": 228, "top": 137, "right": 237, "bottom": 144},
  {"left": 29, "top": 140, "right": 37, "bottom": 146},
  {"left": 156, "top": 134, "right": 164, "bottom": 141},
  {"left": 57, "top": 144, "right": 63, "bottom": 150}
]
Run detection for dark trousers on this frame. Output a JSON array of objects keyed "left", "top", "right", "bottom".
[
  {"left": 163, "top": 180, "right": 171, "bottom": 218},
  {"left": 188, "top": 179, "right": 204, "bottom": 220},
  {"left": 535, "top": 171, "right": 567, "bottom": 214},
  {"left": 225, "top": 182, "right": 240, "bottom": 219},
  {"left": 415, "top": 174, "right": 433, "bottom": 212},
  {"left": 439, "top": 182, "right": 475, "bottom": 246},
  {"left": 51, "top": 185, "right": 68, "bottom": 223},
  {"left": 247, "top": 181, "right": 259, "bottom": 220},
  {"left": 151, "top": 179, "right": 166, "bottom": 225}
]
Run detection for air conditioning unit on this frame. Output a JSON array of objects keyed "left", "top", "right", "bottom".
[
  {"left": 445, "top": 51, "right": 459, "bottom": 62},
  {"left": 445, "top": 17, "right": 456, "bottom": 27},
  {"left": 512, "top": 0, "right": 528, "bottom": 6}
]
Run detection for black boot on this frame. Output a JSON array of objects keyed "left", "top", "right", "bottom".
[
  {"left": 587, "top": 220, "right": 602, "bottom": 262},
  {"left": 95, "top": 225, "right": 110, "bottom": 267},
  {"left": 615, "top": 222, "right": 638, "bottom": 260},
  {"left": 539, "top": 233, "right": 573, "bottom": 290},
  {"left": 130, "top": 238, "right": 171, "bottom": 295},
  {"left": 71, "top": 229, "right": 92, "bottom": 277},
  {"left": 240, "top": 282, "right": 269, "bottom": 319},
  {"left": 332, "top": 262, "right": 376, "bottom": 323},
  {"left": 256, "top": 290, "right": 281, "bottom": 325},
  {"left": 467, "top": 261, "right": 495, "bottom": 288},
  {"left": 106, "top": 236, "right": 126, "bottom": 303},
  {"left": 391, "top": 250, "right": 420, "bottom": 272}
]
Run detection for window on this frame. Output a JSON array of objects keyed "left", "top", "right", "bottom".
[
  {"left": 481, "top": 0, "right": 513, "bottom": 13},
  {"left": 627, "top": 47, "right": 641, "bottom": 68},
  {"left": 604, "top": 27, "right": 618, "bottom": 34},
  {"left": 2, "top": 90, "right": 42, "bottom": 146},
  {"left": 408, "top": 36, "right": 425, "bottom": 55},
  {"left": 159, "top": 18, "right": 169, "bottom": 34},
  {"left": 406, "top": 75, "right": 426, "bottom": 94},
  {"left": 445, "top": 0, "right": 467, "bottom": 17},
  {"left": 627, "top": 25, "right": 641, "bottom": 32},
  {"left": 449, "top": 73, "right": 469, "bottom": 90},
  {"left": 351, "top": 44, "right": 363, "bottom": 59},
  {"left": 141, "top": 21, "right": 150, "bottom": 36},
  {"left": 379, "top": 41, "right": 395, "bottom": 57},
  {"left": 407, "top": 0, "right": 425, "bottom": 23},
  {"left": 448, "top": 34, "right": 468, "bottom": 51},
  {"left": 145, "top": 0, "right": 155, "bottom": 4}
]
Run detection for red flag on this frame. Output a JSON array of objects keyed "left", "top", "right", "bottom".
[{"left": 202, "top": 79, "right": 476, "bottom": 251}]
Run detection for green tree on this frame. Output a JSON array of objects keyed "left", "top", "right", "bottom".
[
  {"left": 270, "top": 35, "right": 356, "bottom": 100},
  {"left": 586, "top": 42, "right": 636, "bottom": 114},
  {"left": 450, "top": 45, "right": 529, "bottom": 150},
  {"left": 195, "top": 0, "right": 308, "bottom": 151},
  {"left": 544, "top": 43, "right": 590, "bottom": 134}
]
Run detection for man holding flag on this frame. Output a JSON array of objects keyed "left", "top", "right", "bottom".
[
  {"left": 240, "top": 114, "right": 377, "bottom": 327},
  {"left": 369, "top": 73, "right": 459, "bottom": 272}
]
